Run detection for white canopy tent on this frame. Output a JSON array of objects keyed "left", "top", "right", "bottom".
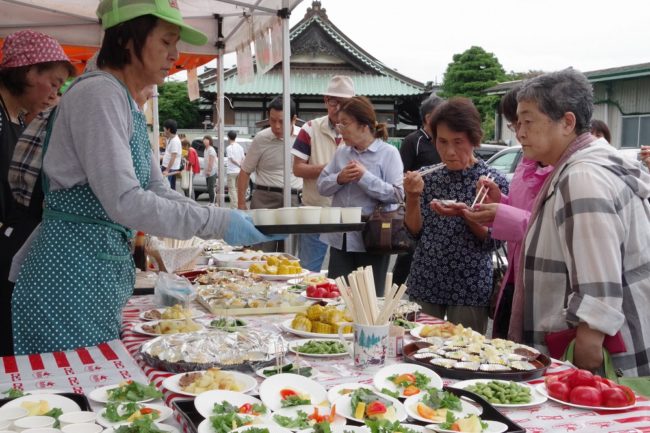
[{"left": 0, "top": 0, "right": 302, "bottom": 217}]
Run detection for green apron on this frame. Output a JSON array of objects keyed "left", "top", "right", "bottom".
[{"left": 12, "top": 72, "right": 150, "bottom": 355}]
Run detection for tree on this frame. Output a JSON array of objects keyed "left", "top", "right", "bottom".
[
  {"left": 157, "top": 81, "right": 201, "bottom": 129},
  {"left": 439, "top": 46, "right": 506, "bottom": 140}
]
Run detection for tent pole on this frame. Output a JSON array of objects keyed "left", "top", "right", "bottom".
[
  {"left": 280, "top": 0, "right": 292, "bottom": 253},
  {"left": 216, "top": 16, "right": 226, "bottom": 208},
  {"left": 152, "top": 85, "right": 160, "bottom": 163}
]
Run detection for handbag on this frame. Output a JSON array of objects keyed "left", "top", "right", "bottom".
[
  {"left": 180, "top": 170, "right": 190, "bottom": 190},
  {"left": 362, "top": 203, "right": 415, "bottom": 255}
]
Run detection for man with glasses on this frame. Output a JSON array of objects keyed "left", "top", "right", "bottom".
[{"left": 291, "top": 76, "right": 355, "bottom": 272}]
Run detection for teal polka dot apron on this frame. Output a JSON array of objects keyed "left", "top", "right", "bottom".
[{"left": 12, "top": 72, "right": 150, "bottom": 355}]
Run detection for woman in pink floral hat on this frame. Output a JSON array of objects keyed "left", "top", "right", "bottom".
[{"left": 0, "top": 29, "right": 75, "bottom": 356}]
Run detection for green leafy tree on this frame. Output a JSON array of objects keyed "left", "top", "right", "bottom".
[
  {"left": 157, "top": 81, "right": 201, "bottom": 129},
  {"left": 439, "top": 46, "right": 506, "bottom": 140}
]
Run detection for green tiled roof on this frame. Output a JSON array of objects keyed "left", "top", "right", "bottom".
[{"left": 204, "top": 70, "right": 424, "bottom": 96}]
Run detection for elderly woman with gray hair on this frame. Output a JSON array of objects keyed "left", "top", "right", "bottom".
[{"left": 516, "top": 68, "right": 650, "bottom": 376}]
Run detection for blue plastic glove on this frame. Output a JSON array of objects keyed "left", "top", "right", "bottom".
[{"left": 223, "top": 210, "right": 285, "bottom": 246}]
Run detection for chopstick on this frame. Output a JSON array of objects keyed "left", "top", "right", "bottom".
[
  {"left": 471, "top": 174, "right": 494, "bottom": 208},
  {"left": 417, "top": 162, "right": 446, "bottom": 176}
]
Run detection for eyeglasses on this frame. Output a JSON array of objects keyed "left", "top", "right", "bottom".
[
  {"left": 507, "top": 123, "right": 518, "bottom": 132},
  {"left": 325, "top": 97, "right": 343, "bottom": 107},
  {"left": 336, "top": 122, "right": 354, "bottom": 130}
]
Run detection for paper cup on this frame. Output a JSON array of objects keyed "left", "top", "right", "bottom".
[
  {"left": 298, "top": 206, "right": 321, "bottom": 224},
  {"left": 255, "top": 209, "right": 276, "bottom": 225},
  {"left": 23, "top": 429, "right": 62, "bottom": 433},
  {"left": 0, "top": 407, "right": 28, "bottom": 425},
  {"left": 340, "top": 207, "right": 362, "bottom": 223},
  {"left": 61, "top": 423, "right": 103, "bottom": 433},
  {"left": 320, "top": 207, "right": 341, "bottom": 224},
  {"left": 58, "top": 412, "right": 96, "bottom": 427},
  {"left": 276, "top": 207, "right": 299, "bottom": 224},
  {"left": 13, "top": 416, "right": 56, "bottom": 432}
]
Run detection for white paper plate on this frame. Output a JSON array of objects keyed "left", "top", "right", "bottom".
[
  {"left": 282, "top": 319, "right": 353, "bottom": 340},
  {"left": 335, "top": 392, "right": 407, "bottom": 423},
  {"left": 87, "top": 384, "right": 158, "bottom": 404},
  {"left": 231, "top": 425, "right": 294, "bottom": 433},
  {"left": 327, "top": 383, "right": 375, "bottom": 404},
  {"left": 400, "top": 424, "right": 436, "bottom": 433},
  {"left": 251, "top": 270, "right": 310, "bottom": 281},
  {"left": 194, "top": 390, "right": 267, "bottom": 419},
  {"left": 97, "top": 403, "right": 173, "bottom": 427},
  {"left": 270, "top": 405, "right": 345, "bottom": 431},
  {"left": 288, "top": 339, "right": 349, "bottom": 358},
  {"left": 138, "top": 308, "right": 205, "bottom": 321},
  {"left": 102, "top": 423, "right": 179, "bottom": 433},
  {"left": 162, "top": 370, "right": 257, "bottom": 397},
  {"left": 535, "top": 384, "right": 636, "bottom": 411},
  {"left": 428, "top": 420, "right": 507, "bottom": 433},
  {"left": 2, "top": 393, "right": 80, "bottom": 413},
  {"left": 197, "top": 419, "right": 274, "bottom": 433},
  {"left": 373, "top": 363, "right": 443, "bottom": 398},
  {"left": 450, "top": 379, "right": 547, "bottom": 408},
  {"left": 131, "top": 320, "right": 205, "bottom": 337},
  {"left": 255, "top": 363, "right": 321, "bottom": 380},
  {"left": 297, "top": 427, "right": 370, "bottom": 433},
  {"left": 403, "top": 392, "right": 481, "bottom": 424},
  {"left": 259, "top": 374, "right": 328, "bottom": 411}
]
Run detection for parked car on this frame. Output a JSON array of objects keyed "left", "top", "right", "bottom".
[
  {"left": 486, "top": 146, "right": 523, "bottom": 182},
  {"left": 475, "top": 143, "right": 508, "bottom": 161}
]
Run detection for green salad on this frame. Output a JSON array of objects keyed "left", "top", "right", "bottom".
[
  {"left": 2, "top": 388, "right": 28, "bottom": 399},
  {"left": 365, "top": 419, "right": 421, "bottom": 433},
  {"left": 421, "top": 388, "right": 462, "bottom": 411},
  {"left": 103, "top": 402, "right": 160, "bottom": 423},
  {"left": 210, "top": 318, "right": 247, "bottom": 331},
  {"left": 273, "top": 410, "right": 311, "bottom": 429},
  {"left": 114, "top": 417, "right": 166, "bottom": 433},
  {"left": 107, "top": 381, "right": 162, "bottom": 403},
  {"left": 210, "top": 402, "right": 253, "bottom": 433}
]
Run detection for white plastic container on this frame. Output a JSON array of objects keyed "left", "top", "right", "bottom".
[
  {"left": 23, "top": 428, "right": 62, "bottom": 433},
  {"left": 340, "top": 207, "right": 362, "bottom": 223},
  {"left": 58, "top": 412, "right": 96, "bottom": 427},
  {"left": 320, "top": 207, "right": 341, "bottom": 224},
  {"left": 0, "top": 407, "right": 28, "bottom": 425},
  {"left": 298, "top": 206, "right": 321, "bottom": 224},
  {"left": 61, "top": 423, "right": 103, "bottom": 433},
  {"left": 0, "top": 420, "right": 10, "bottom": 430},
  {"left": 255, "top": 209, "right": 276, "bottom": 225},
  {"left": 13, "top": 416, "right": 55, "bottom": 432},
  {"left": 276, "top": 207, "right": 299, "bottom": 224}
]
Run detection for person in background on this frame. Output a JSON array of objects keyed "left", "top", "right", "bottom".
[
  {"left": 292, "top": 75, "right": 355, "bottom": 272},
  {"left": 225, "top": 130, "right": 245, "bottom": 208},
  {"left": 515, "top": 69, "right": 650, "bottom": 375},
  {"left": 161, "top": 118, "right": 181, "bottom": 189},
  {"left": 404, "top": 98, "right": 509, "bottom": 333},
  {"left": 181, "top": 138, "right": 199, "bottom": 198},
  {"left": 11, "top": 0, "right": 275, "bottom": 355},
  {"left": 392, "top": 94, "right": 444, "bottom": 285},
  {"left": 238, "top": 95, "right": 302, "bottom": 251},
  {"left": 317, "top": 96, "right": 403, "bottom": 294},
  {"left": 462, "top": 86, "right": 553, "bottom": 339},
  {"left": 590, "top": 119, "right": 611, "bottom": 143},
  {"left": 203, "top": 135, "right": 218, "bottom": 204},
  {"left": 0, "top": 30, "right": 75, "bottom": 356}
]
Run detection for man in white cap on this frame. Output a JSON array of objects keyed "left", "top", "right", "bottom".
[{"left": 291, "top": 75, "right": 355, "bottom": 272}]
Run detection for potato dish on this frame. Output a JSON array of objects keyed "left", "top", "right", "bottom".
[
  {"left": 248, "top": 256, "right": 302, "bottom": 275},
  {"left": 141, "top": 319, "right": 202, "bottom": 335},
  {"left": 419, "top": 322, "right": 468, "bottom": 338},
  {"left": 291, "top": 304, "right": 352, "bottom": 334},
  {"left": 178, "top": 368, "right": 240, "bottom": 393},
  {"left": 21, "top": 400, "right": 51, "bottom": 416},
  {"left": 144, "top": 304, "right": 194, "bottom": 320}
]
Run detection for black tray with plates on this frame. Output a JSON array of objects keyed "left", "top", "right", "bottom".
[
  {"left": 404, "top": 341, "right": 551, "bottom": 382},
  {"left": 173, "top": 399, "right": 202, "bottom": 433},
  {"left": 0, "top": 391, "right": 92, "bottom": 411},
  {"left": 256, "top": 223, "right": 364, "bottom": 235}
]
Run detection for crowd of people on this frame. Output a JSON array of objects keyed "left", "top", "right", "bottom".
[{"left": 0, "top": 0, "right": 648, "bottom": 381}]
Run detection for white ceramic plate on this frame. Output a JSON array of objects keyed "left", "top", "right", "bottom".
[
  {"left": 297, "top": 427, "right": 370, "bottom": 433},
  {"left": 373, "top": 363, "right": 443, "bottom": 398},
  {"left": 162, "top": 370, "right": 257, "bottom": 397},
  {"left": 535, "top": 384, "right": 636, "bottom": 411},
  {"left": 282, "top": 319, "right": 353, "bottom": 340},
  {"left": 138, "top": 308, "right": 205, "bottom": 321},
  {"left": 231, "top": 425, "right": 293, "bottom": 433},
  {"left": 451, "top": 379, "right": 547, "bottom": 408},
  {"left": 2, "top": 393, "right": 80, "bottom": 413},
  {"left": 288, "top": 339, "right": 349, "bottom": 358},
  {"left": 251, "top": 270, "right": 310, "bottom": 281},
  {"left": 131, "top": 320, "right": 205, "bottom": 337},
  {"left": 327, "top": 383, "right": 375, "bottom": 404},
  {"left": 335, "top": 392, "right": 407, "bottom": 423},
  {"left": 197, "top": 419, "right": 274, "bottom": 433},
  {"left": 259, "top": 374, "right": 328, "bottom": 411},
  {"left": 299, "top": 290, "right": 341, "bottom": 302},
  {"left": 87, "top": 384, "right": 158, "bottom": 404},
  {"left": 428, "top": 420, "right": 507, "bottom": 433},
  {"left": 96, "top": 403, "right": 173, "bottom": 427},
  {"left": 401, "top": 424, "right": 436, "bottom": 433},
  {"left": 194, "top": 390, "right": 267, "bottom": 419},
  {"left": 103, "top": 423, "right": 179, "bottom": 433},
  {"left": 270, "top": 405, "right": 345, "bottom": 431},
  {"left": 255, "top": 363, "right": 321, "bottom": 380},
  {"left": 404, "top": 392, "right": 481, "bottom": 424},
  {"left": 409, "top": 324, "right": 445, "bottom": 340}
]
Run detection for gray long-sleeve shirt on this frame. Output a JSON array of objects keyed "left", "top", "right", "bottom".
[{"left": 43, "top": 72, "right": 230, "bottom": 239}]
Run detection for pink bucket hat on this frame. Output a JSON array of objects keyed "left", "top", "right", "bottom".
[{"left": 0, "top": 30, "right": 70, "bottom": 69}]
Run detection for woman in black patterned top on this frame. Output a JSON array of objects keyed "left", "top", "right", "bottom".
[{"left": 404, "top": 98, "right": 509, "bottom": 333}]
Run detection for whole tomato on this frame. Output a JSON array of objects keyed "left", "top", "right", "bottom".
[
  {"left": 306, "top": 285, "right": 318, "bottom": 297},
  {"left": 601, "top": 387, "right": 630, "bottom": 407},
  {"left": 568, "top": 369, "right": 597, "bottom": 388},
  {"left": 547, "top": 381, "right": 571, "bottom": 402},
  {"left": 569, "top": 386, "right": 602, "bottom": 406}
]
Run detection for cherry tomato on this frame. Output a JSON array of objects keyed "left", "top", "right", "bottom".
[
  {"left": 365, "top": 401, "right": 387, "bottom": 416},
  {"left": 547, "top": 381, "right": 571, "bottom": 402},
  {"left": 140, "top": 408, "right": 155, "bottom": 415},
  {"left": 569, "top": 386, "right": 602, "bottom": 406},
  {"left": 601, "top": 387, "right": 630, "bottom": 407},
  {"left": 280, "top": 389, "right": 298, "bottom": 399},
  {"left": 239, "top": 403, "right": 252, "bottom": 414}
]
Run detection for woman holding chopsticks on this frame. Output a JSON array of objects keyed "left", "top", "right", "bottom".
[{"left": 404, "top": 97, "right": 508, "bottom": 333}]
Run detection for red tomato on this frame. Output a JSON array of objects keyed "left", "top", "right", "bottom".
[
  {"left": 306, "top": 285, "right": 318, "bottom": 297},
  {"left": 601, "top": 387, "right": 630, "bottom": 407},
  {"left": 239, "top": 403, "right": 252, "bottom": 414},
  {"left": 330, "top": 290, "right": 341, "bottom": 298},
  {"left": 365, "top": 401, "right": 387, "bottom": 416},
  {"left": 569, "top": 386, "right": 602, "bottom": 406},
  {"left": 568, "top": 370, "right": 597, "bottom": 388},
  {"left": 594, "top": 381, "right": 611, "bottom": 393},
  {"left": 316, "top": 282, "right": 331, "bottom": 289},
  {"left": 280, "top": 389, "right": 298, "bottom": 399},
  {"left": 547, "top": 381, "right": 571, "bottom": 402},
  {"left": 316, "top": 287, "right": 329, "bottom": 298},
  {"left": 617, "top": 385, "right": 637, "bottom": 405}
]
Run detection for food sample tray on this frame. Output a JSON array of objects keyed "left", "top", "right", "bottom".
[{"left": 256, "top": 223, "right": 364, "bottom": 235}]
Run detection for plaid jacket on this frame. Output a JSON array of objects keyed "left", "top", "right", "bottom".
[
  {"left": 8, "top": 107, "right": 53, "bottom": 207},
  {"left": 522, "top": 143, "right": 650, "bottom": 376}
]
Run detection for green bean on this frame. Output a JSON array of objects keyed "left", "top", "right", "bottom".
[
  {"left": 465, "top": 380, "right": 531, "bottom": 404},
  {"left": 294, "top": 340, "right": 346, "bottom": 354}
]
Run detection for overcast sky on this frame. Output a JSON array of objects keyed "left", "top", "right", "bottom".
[{"left": 193, "top": 0, "right": 648, "bottom": 85}]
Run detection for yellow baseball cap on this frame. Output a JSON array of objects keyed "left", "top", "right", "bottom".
[{"left": 97, "top": 0, "right": 208, "bottom": 46}]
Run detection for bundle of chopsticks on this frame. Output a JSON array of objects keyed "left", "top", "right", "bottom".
[
  {"left": 470, "top": 174, "right": 494, "bottom": 208},
  {"left": 416, "top": 162, "right": 446, "bottom": 176},
  {"left": 334, "top": 267, "right": 408, "bottom": 326}
]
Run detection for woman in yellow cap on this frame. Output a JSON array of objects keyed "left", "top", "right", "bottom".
[{"left": 11, "top": 0, "right": 274, "bottom": 355}]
